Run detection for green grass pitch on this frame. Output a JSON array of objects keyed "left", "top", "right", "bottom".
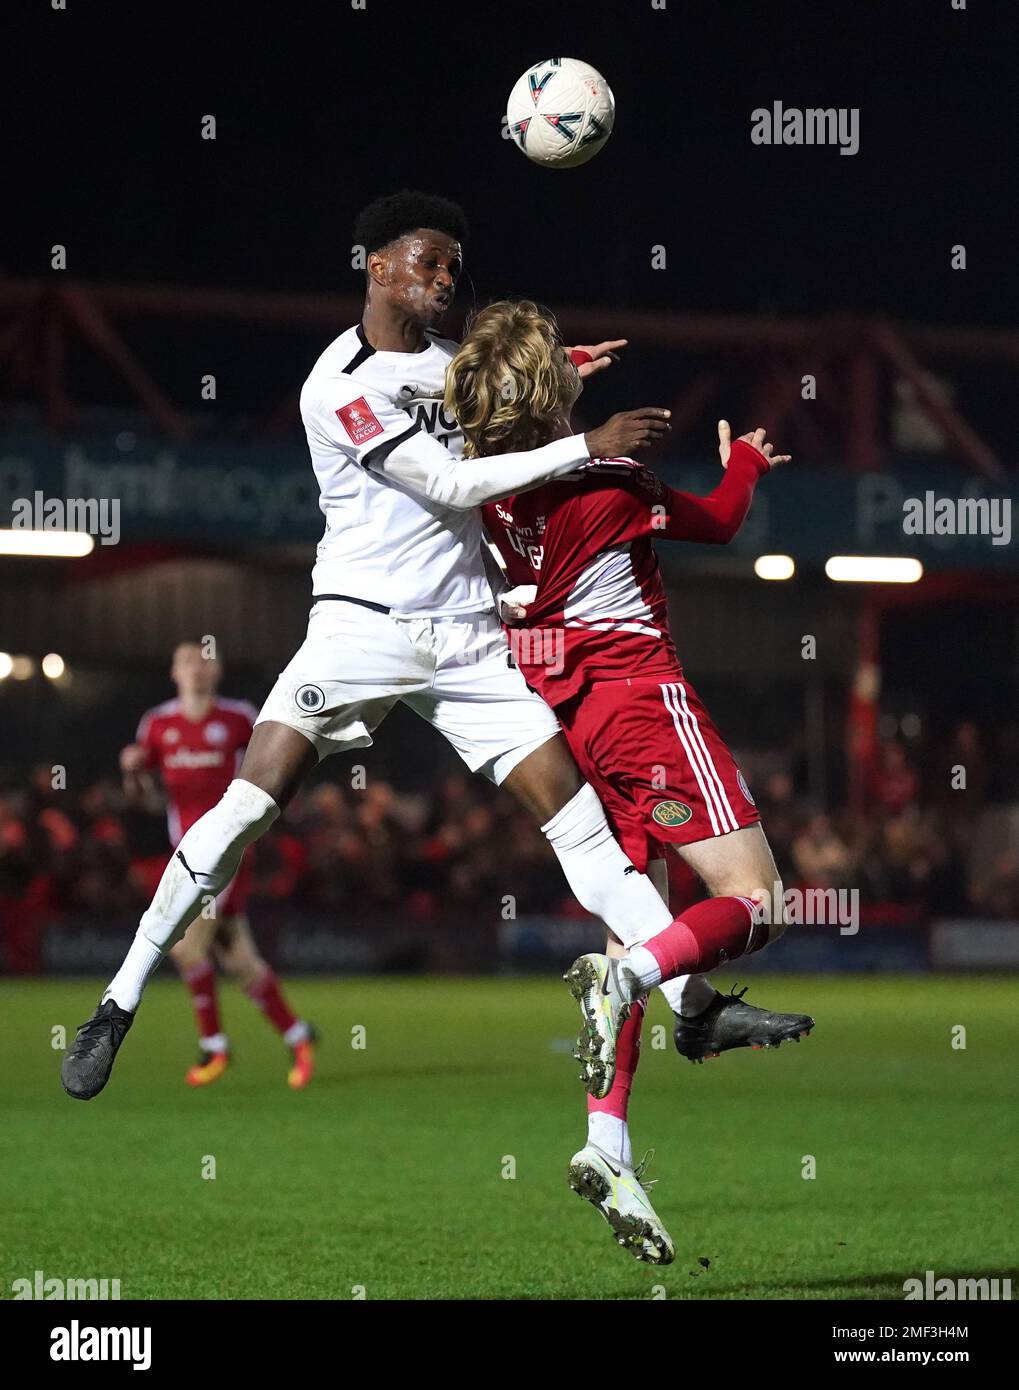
[{"left": 2, "top": 973, "right": 1016, "bottom": 1300}]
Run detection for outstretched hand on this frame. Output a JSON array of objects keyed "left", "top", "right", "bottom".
[
  {"left": 587, "top": 407, "right": 671, "bottom": 458},
  {"left": 718, "top": 419, "right": 792, "bottom": 470},
  {"left": 569, "top": 338, "right": 628, "bottom": 379}
]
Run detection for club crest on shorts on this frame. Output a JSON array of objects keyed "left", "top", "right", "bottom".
[
  {"left": 652, "top": 799, "right": 693, "bottom": 827},
  {"left": 294, "top": 684, "right": 326, "bottom": 714},
  {"left": 737, "top": 770, "right": 756, "bottom": 806}
]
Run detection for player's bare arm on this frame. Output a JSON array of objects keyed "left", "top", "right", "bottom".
[
  {"left": 119, "top": 742, "right": 160, "bottom": 810},
  {"left": 119, "top": 742, "right": 147, "bottom": 778}
]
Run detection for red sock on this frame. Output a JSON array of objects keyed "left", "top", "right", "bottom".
[
  {"left": 245, "top": 968, "right": 298, "bottom": 1035},
  {"left": 645, "top": 896, "right": 767, "bottom": 983},
  {"left": 180, "top": 960, "right": 221, "bottom": 1044},
  {"left": 588, "top": 995, "right": 645, "bottom": 1122}
]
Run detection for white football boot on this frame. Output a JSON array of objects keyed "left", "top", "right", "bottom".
[
  {"left": 568, "top": 1144, "right": 675, "bottom": 1265},
  {"left": 563, "top": 952, "right": 640, "bottom": 1098}
]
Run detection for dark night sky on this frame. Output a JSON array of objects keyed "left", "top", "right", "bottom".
[{"left": 8, "top": 0, "right": 1018, "bottom": 326}]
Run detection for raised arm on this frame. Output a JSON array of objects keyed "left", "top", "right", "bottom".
[
  {"left": 658, "top": 442, "right": 767, "bottom": 542},
  {"left": 306, "top": 378, "right": 671, "bottom": 511},
  {"left": 652, "top": 423, "right": 788, "bottom": 544},
  {"left": 120, "top": 739, "right": 162, "bottom": 812},
  {"left": 376, "top": 408, "right": 672, "bottom": 510}
]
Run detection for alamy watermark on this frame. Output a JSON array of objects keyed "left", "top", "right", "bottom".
[
  {"left": 11, "top": 1268, "right": 121, "bottom": 1299},
  {"left": 751, "top": 102, "right": 859, "bottom": 156},
  {"left": 902, "top": 493, "right": 1011, "bottom": 546},
  {"left": 10, "top": 492, "right": 120, "bottom": 545},
  {"left": 765, "top": 881, "right": 860, "bottom": 935},
  {"left": 49, "top": 1321, "right": 151, "bottom": 1371},
  {"left": 507, "top": 625, "right": 564, "bottom": 676},
  {"left": 903, "top": 1270, "right": 1012, "bottom": 1300},
  {"left": 451, "top": 624, "right": 565, "bottom": 675}
]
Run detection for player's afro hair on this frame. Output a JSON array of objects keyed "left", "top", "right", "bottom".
[{"left": 353, "top": 190, "right": 469, "bottom": 256}]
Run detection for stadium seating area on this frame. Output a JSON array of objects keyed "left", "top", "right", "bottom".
[{"left": 3, "top": 730, "right": 1016, "bottom": 973}]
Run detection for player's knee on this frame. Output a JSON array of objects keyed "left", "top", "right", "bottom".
[
  {"left": 506, "top": 737, "right": 584, "bottom": 824},
  {"left": 219, "top": 944, "right": 264, "bottom": 988},
  {"left": 750, "top": 879, "right": 787, "bottom": 944},
  {"left": 721, "top": 880, "right": 786, "bottom": 945},
  {"left": 219, "top": 779, "right": 281, "bottom": 841},
  {"left": 171, "top": 940, "right": 204, "bottom": 971}
]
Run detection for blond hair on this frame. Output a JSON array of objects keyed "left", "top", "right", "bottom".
[{"left": 444, "top": 300, "right": 578, "bottom": 457}]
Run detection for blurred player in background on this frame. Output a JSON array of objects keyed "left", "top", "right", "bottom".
[
  {"left": 121, "top": 642, "right": 316, "bottom": 1089},
  {"left": 447, "top": 300, "right": 814, "bottom": 1262}
]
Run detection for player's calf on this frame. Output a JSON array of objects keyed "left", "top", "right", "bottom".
[
  {"left": 658, "top": 880, "right": 813, "bottom": 1062},
  {"left": 747, "top": 881, "right": 788, "bottom": 945}
]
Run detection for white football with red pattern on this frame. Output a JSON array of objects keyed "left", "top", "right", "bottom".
[{"left": 506, "top": 58, "right": 615, "bottom": 169}]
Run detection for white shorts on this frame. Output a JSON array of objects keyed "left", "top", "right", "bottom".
[{"left": 255, "top": 600, "right": 561, "bottom": 784}]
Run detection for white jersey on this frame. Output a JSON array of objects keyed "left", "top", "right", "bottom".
[
  {"left": 261, "top": 326, "right": 592, "bottom": 779},
  {"left": 301, "top": 324, "right": 491, "bottom": 614}
]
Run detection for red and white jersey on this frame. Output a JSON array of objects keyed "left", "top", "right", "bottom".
[
  {"left": 136, "top": 697, "right": 258, "bottom": 843},
  {"left": 482, "top": 441, "right": 768, "bottom": 708}
]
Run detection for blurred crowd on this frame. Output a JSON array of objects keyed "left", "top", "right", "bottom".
[{"left": 2, "top": 727, "right": 1017, "bottom": 972}]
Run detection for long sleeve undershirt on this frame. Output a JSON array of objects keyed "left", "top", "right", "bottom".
[{"left": 375, "top": 430, "right": 591, "bottom": 511}]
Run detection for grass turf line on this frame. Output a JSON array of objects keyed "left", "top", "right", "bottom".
[{"left": 1, "top": 974, "right": 1016, "bottom": 1300}]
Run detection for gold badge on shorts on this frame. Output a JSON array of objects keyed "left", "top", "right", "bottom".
[{"left": 652, "top": 800, "right": 693, "bottom": 827}]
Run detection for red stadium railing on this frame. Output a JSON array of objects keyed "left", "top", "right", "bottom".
[{"left": 0, "top": 277, "right": 1014, "bottom": 477}]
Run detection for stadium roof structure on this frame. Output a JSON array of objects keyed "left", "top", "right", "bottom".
[{"left": 0, "top": 276, "right": 1014, "bottom": 479}]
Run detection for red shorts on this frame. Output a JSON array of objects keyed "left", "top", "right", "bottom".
[{"left": 558, "top": 674, "right": 760, "bottom": 873}]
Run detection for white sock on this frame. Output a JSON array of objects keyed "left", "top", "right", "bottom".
[
  {"left": 587, "top": 1111, "right": 632, "bottom": 1170},
  {"left": 659, "top": 973, "right": 717, "bottom": 1017},
  {"left": 106, "top": 779, "right": 279, "bottom": 1012},
  {"left": 626, "top": 944, "right": 663, "bottom": 992},
  {"left": 104, "top": 937, "right": 164, "bottom": 1013},
  {"left": 200, "top": 1032, "right": 229, "bottom": 1054},
  {"left": 542, "top": 786, "right": 673, "bottom": 948},
  {"left": 283, "top": 1019, "right": 309, "bottom": 1047}
]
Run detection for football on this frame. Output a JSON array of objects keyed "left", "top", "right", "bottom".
[{"left": 506, "top": 58, "right": 615, "bottom": 168}]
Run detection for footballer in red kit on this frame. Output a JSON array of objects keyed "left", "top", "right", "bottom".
[
  {"left": 483, "top": 452, "right": 765, "bottom": 875},
  {"left": 447, "top": 301, "right": 814, "bottom": 1262},
  {"left": 136, "top": 695, "right": 257, "bottom": 880},
  {"left": 122, "top": 643, "right": 316, "bottom": 1089}
]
